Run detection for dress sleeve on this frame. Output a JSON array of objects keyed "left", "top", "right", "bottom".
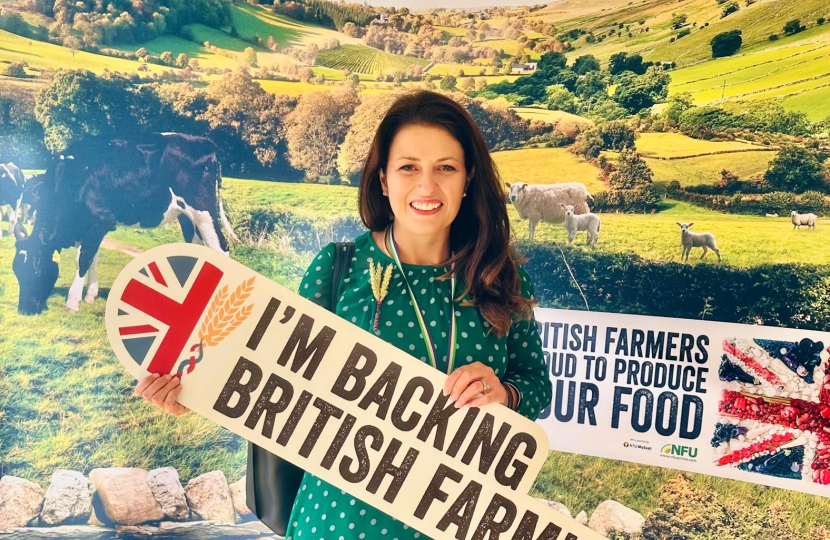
[
  {"left": 298, "top": 242, "right": 337, "bottom": 310},
  {"left": 502, "top": 266, "right": 552, "bottom": 421}
]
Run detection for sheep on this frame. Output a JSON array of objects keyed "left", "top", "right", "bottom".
[
  {"left": 561, "top": 203, "right": 601, "bottom": 248},
  {"left": 676, "top": 222, "right": 721, "bottom": 262},
  {"left": 765, "top": 213, "right": 779, "bottom": 218},
  {"left": 505, "top": 181, "right": 594, "bottom": 241},
  {"left": 791, "top": 210, "right": 816, "bottom": 231}
]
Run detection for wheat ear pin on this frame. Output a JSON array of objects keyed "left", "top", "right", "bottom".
[{"left": 369, "top": 260, "right": 394, "bottom": 332}]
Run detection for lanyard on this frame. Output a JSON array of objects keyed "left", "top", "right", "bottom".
[{"left": 386, "top": 223, "right": 458, "bottom": 375}]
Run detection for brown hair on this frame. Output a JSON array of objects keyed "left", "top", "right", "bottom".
[{"left": 358, "top": 90, "right": 535, "bottom": 338}]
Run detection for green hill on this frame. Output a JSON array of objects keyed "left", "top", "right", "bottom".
[{"left": 316, "top": 44, "right": 428, "bottom": 76}]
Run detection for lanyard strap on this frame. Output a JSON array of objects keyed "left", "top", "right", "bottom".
[{"left": 387, "top": 223, "right": 458, "bottom": 374}]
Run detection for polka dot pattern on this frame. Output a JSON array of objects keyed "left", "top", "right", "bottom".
[{"left": 284, "top": 232, "right": 552, "bottom": 540}]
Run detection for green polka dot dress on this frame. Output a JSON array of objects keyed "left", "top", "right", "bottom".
[{"left": 285, "top": 230, "right": 552, "bottom": 540}]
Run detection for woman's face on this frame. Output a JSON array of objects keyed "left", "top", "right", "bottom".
[{"left": 380, "top": 123, "right": 473, "bottom": 239}]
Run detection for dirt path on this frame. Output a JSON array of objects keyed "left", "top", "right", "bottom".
[{"left": 100, "top": 237, "right": 144, "bottom": 257}]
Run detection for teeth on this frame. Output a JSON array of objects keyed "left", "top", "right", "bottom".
[{"left": 411, "top": 202, "right": 442, "bottom": 211}]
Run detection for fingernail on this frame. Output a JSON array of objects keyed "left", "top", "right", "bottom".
[
  {"left": 165, "top": 374, "right": 172, "bottom": 380},
  {"left": 152, "top": 373, "right": 160, "bottom": 378}
]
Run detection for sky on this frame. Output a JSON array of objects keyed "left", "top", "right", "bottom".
[{"left": 360, "top": 0, "right": 545, "bottom": 9}]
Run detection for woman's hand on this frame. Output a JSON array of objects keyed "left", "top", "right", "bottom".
[
  {"left": 443, "top": 362, "right": 508, "bottom": 408},
  {"left": 134, "top": 373, "right": 190, "bottom": 416}
]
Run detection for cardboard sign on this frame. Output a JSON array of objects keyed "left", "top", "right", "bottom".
[
  {"left": 534, "top": 308, "right": 830, "bottom": 497},
  {"left": 105, "top": 243, "right": 603, "bottom": 540}
]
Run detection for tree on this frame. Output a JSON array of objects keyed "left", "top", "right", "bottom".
[
  {"left": 572, "top": 54, "right": 600, "bottom": 75},
  {"left": 243, "top": 47, "right": 257, "bottom": 67},
  {"left": 537, "top": 51, "right": 567, "bottom": 72},
  {"left": 572, "top": 129, "right": 603, "bottom": 159},
  {"left": 2, "top": 61, "right": 26, "bottom": 78},
  {"left": 266, "top": 35, "right": 277, "bottom": 50},
  {"left": 574, "top": 70, "right": 606, "bottom": 98},
  {"left": 671, "top": 13, "right": 688, "bottom": 29},
  {"left": 199, "top": 69, "right": 292, "bottom": 168},
  {"left": 664, "top": 92, "right": 694, "bottom": 124},
  {"left": 460, "top": 77, "right": 475, "bottom": 91},
  {"left": 609, "top": 52, "right": 647, "bottom": 75},
  {"left": 678, "top": 106, "right": 733, "bottom": 139},
  {"left": 613, "top": 67, "right": 670, "bottom": 113},
  {"left": 711, "top": 30, "right": 742, "bottom": 58},
  {"left": 175, "top": 53, "right": 189, "bottom": 69},
  {"left": 544, "top": 84, "right": 576, "bottom": 113},
  {"left": 610, "top": 147, "right": 653, "bottom": 189},
  {"left": 337, "top": 92, "right": 402, "bottom": 181},
  {"left": 35, "top": 70, "right": 146, "bottom": 151},
  {"left": 63, "top": 34, "right": 81, "bottom": 57},
  {"left": 160, "top": 51, "right": 174, "bottom": 66},
  {"left": 440, "top": 74, "right": 457, "bottom": 90},
  {"left": 765, "top": 146, "right": 827, "bottom": 193},
  {"left": 721, "top": 1, "right": 739, "bottom": 18},
  {"left": 783, "top": 19, "right": 806, "bottom": 35},
  {"left": 285, "top": 87, "right": 359, "bottom": 180}
]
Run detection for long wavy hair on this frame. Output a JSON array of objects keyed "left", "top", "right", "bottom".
[{"left": 358, "top": 90, "right": 534, "bottom": 338}]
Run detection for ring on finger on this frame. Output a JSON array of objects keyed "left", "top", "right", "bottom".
[{"left": 481, "top": 380, "right": 490, "bottom": 393}]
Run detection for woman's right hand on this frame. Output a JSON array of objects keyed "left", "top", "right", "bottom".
[{"left": 134, "top": 373, "right": 190, "bottom": 416}]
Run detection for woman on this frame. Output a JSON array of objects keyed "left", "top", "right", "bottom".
[{"left": 134, "top": 90, "right": 552, "bottom": 540}]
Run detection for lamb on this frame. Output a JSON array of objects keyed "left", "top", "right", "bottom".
[
  {"left": 505, "top": 181, "right": 594, "bottom": 241},
  {"left": 561, "top": 203, "right": 601, "bottom": 248},
  {"left": 791, "top": 210, "right": 816, "bottom": 231},
  {"left": 676, "top": 222, "right": 721, "bottom": 262}
]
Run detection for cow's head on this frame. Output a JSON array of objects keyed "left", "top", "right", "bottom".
[
  {"left": 12, "top": 223, "right": 60, "bottom": 315},
  {"left": 505, "top": 182, "right": 527, "bottom": 203}
]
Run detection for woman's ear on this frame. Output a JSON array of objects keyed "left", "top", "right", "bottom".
[{"left": 379, "top": 169, "right": 387, "bottom": 192}]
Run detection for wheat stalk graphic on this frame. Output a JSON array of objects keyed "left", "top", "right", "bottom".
[{"left": 198, "top": 276, "right": 256, "bottom": 348}]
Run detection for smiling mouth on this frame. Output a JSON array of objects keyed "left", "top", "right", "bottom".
[{"left": 410, "top": 201, "right": 443, "bottom": 212}]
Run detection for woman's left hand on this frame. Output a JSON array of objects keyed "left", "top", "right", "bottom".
[{"left": 444, "top": 362, "right": 507, "bottom": 408}]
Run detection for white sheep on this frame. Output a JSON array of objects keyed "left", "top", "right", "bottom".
[
  {"left": 676, "top": 222, "right": 721, "bottom": 262},
  {"left": 561, "top": 203, "right": 601, "bottom": 248},
  {"left": 765, "top": 213, "right": 779, "bottom": 218},
  {"left": 791, "top": 210, "right": 816, "bottom": 231},
  {"left": 506, "top": 181, "right": 594, "bottom": 241}
]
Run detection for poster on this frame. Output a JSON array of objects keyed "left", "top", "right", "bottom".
[{"left": 534, "top": 308, "right": 830, "bottom": 497}]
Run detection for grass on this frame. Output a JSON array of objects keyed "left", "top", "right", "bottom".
[
  {"left": 510, "top": 198, "right": 830, "bottom": 268},
  {"left": 316, "top": 44, "right": 428, "bottom": 76},
  {"left": 633, "top": 132, "right": 769, "bottom": 157},
  {"left": 230, "top": 4, "right": 362, "bottom": 50},
  {"left": 112, "top": 34, "right": 239, "bottom": 70},
  {"left": 511, "top": 106, "right": 593, "bottom": 125},
  {"left": 603, "top": 147, "right": 776, "bottom": 187},
  {"left": 534, "top": 452, "right": 830, "bottom": 534},
  {"left": 0, "top": 219, "right": 311, "bottom": 486},
  {"left": 0, "top": 29, "right": 172, "bottom": 74},
  {"left": 492, "top": 147, "right": 607, "bottom": 193},
  {"left": 255, "top": 78, "right": 328, "bottom": 96}
]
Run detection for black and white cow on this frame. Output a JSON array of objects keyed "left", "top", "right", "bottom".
[
  {"left": 12, "top": 132, "right": 239, "bottom": 315},
  {"left": 0, "top": 162, "right": 25, "bottom": 238}
]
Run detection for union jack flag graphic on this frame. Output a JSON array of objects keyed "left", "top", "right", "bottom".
[
  {"left": 714, "top": 337, "right": 830, "bottom": 486},
  {"left": 114, "top": 254, "right": 255, "bottom": 377}
]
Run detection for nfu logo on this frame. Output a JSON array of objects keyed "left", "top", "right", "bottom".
[{"left": 661, "top": 444, "right": 698, "bottom": 459}]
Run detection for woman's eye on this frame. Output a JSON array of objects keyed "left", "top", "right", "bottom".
[
  {"left": 400, "top": 164, "right": 416, "bottom": 171},
  {"left": 440, "top": 165, "right": 457, "bottom": 172}
]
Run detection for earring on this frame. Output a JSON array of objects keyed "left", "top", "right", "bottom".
[
  {"left": 382, "top": 191, "right": 388, "bottom": 196},
  {"left": 463, "top": 192, "right": 467, "bottom": 197}
]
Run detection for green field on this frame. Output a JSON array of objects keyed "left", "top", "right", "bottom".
[
  {"left": 633, "top": 132, "right": 770, "bottom": 157},
  {"left": 230, "top": 4, "right": 363, "bottom": 50},
  {"left": 112, "top": 34, "right": 239, "bottom": 69},
  {"left": 316, "top": 44, "right": 428, "bottom": 76},
  {"left": 511, "top": 106, "right": 593, "bottom": 125},
  {"left": 493, "top": 147, "right": 606, "bottom": 193},
  {"left": 0, "top": 29, "right": 171, "bottom": 74}
]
